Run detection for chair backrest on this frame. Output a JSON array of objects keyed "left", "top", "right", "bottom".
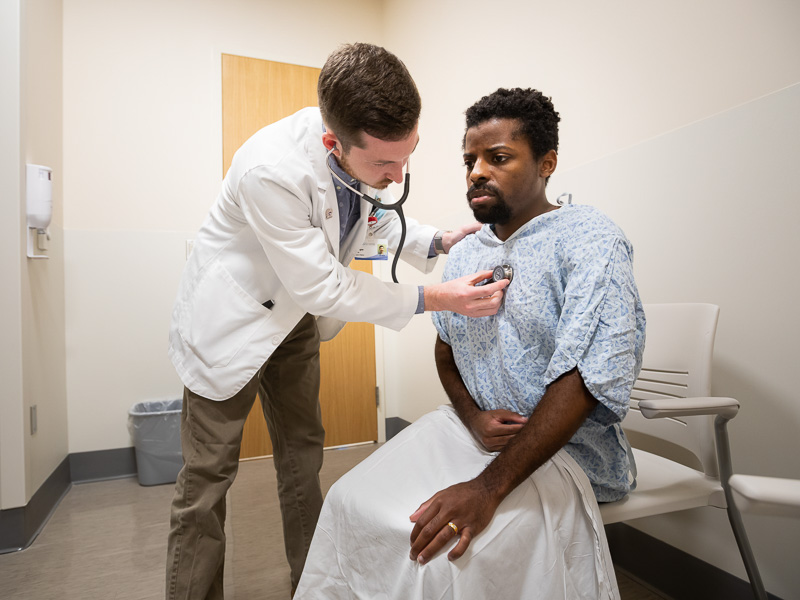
[{"left": 624, "top": 303, "right": 721, "bottom": 477}]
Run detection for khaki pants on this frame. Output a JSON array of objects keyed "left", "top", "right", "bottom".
[{"left": 166, "top": 314, "right": 324, "bottom": 599}]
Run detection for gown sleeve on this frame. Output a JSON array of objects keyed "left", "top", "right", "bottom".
[{"left": 544, "top": 234, "right": 643, "bottom": 422}]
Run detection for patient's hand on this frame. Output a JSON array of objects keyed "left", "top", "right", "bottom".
[
  {"left": 408, "top": 480, "right": 500, "bottom": 564},
  {"left": 467, "top": 409, "right": 528, "bottom": 451}
]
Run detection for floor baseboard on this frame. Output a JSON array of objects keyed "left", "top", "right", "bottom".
[
  {"left": 0, "top": 456, "right": 71, "bottom": 554},
  {"left": 0, "top": 447, "right": 137, "bottom": 554},
  {"left": 605, "top": 522, "right": 782, "bottom": 600},
  {"left": 385, "top": 416, "right": 411, "bottom": 440},
  {"left": 69, "top": 447, "right": 137, "bottom": 483}
]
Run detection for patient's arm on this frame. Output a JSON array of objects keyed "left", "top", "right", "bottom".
[
  {"left": 435, "top": 336, "right": 528, "bottom": 451},
  {"left": 409, "top": 358, "right": 598, "bottom": 564}
]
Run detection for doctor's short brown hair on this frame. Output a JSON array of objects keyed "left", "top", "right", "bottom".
[{"left": 318, "top": 43, "right": 421, "bottom": 150}]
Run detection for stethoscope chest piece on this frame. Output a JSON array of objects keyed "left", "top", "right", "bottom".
[{"left": 492, "top": 264, "right": 514, "bottom": 283}]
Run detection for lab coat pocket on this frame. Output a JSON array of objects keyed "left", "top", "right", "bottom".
[{"left": 179, "top": 260, "right": 272, "bottom": 369}]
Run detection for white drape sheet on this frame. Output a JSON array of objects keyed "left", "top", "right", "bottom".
[{"left": 295, "top": 406, "right": 620, "bottom": 599}]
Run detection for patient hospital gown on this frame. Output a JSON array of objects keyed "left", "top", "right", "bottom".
[
  {"left": 294, "top": 205, "right": 644, "bottom": 600},
  {"left": 433, "top": 204, "right": 645, "bottom": 501}
]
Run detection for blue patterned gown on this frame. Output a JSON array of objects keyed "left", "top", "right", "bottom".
[{"left": 432, "top": 204, "right": 646, "bottom": 502}]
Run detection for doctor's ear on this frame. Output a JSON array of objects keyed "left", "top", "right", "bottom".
[{"left": 322, "top": 131, "right": 341, "bottom": 156}]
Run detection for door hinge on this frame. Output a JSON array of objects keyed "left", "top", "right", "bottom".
[{"left": 375, "top": 386, "right": 380, "bottom": 408}]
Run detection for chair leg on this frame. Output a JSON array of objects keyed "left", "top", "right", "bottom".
[{"left": 715, "top": 416, "right": 768, "bottom": 600}]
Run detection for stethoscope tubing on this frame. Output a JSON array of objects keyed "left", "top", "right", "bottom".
[{"left": 326, "top": 149, "right": 410, "bottom": 283}]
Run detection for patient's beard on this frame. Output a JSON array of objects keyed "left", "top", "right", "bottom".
[{"left": 469, "top": 190, "right": 513, "bottom": 225}]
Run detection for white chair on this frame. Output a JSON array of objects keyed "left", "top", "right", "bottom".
[
  {"left": 598, "top": 303, "right": 766, "bottom": 599},
  {"left": 729, "top": 474, "right": 800, "bottom": 518}
]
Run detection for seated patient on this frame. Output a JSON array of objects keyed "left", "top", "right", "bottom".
[{"left": 295, "top": 88, "right": 645, "bottom": 600}]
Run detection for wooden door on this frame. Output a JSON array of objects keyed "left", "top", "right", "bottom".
[{"left": 221, "top": 54, "right": 378, "bottom": 458}]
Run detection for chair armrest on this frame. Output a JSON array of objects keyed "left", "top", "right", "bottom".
[
  {"left": 729, "top": 474, "right": 800, "bottom": 518},
  {"left": 638, "top": 397, "right": 740, "bottom": 420}
]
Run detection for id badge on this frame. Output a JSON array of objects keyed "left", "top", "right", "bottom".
[{"left": 355, "top": 215, "right": 388, "bottom": 260}]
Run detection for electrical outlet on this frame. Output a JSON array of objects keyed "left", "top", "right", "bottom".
[
  {"left": 30, "top": 405, "right": 37, "bottom": 435},
  {"left": 185, "top": 239, "right": 195, "bottom": 260}
]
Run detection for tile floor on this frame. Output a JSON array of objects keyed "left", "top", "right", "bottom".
[{"left": 0, "top": 444, "right": 665, "bottom": 599}]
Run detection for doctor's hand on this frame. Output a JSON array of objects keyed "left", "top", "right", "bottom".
[
  {"left": 408, "top": 479, "right": 501, "bottom": 564},
  {"left": 466, "top": 410, "right": 528, "bottom": 452},
  {"left": 424, "top": 271, "right": 509, "bottom": 317},
  {"left": 441, "top": 222, "right": 482, "bottom": 254}
]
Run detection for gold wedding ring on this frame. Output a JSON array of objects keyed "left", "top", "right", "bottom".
[{"left": 447, "top": 521, "right": 459, "bottom": 535}]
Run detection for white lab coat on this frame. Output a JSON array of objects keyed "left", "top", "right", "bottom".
[{"left": 168, "top": 108, "right": 438, "bottom": 401}]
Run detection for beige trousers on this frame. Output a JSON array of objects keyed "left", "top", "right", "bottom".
[{"left": 166, "top": 314, "right": 324, "bottom": 599}]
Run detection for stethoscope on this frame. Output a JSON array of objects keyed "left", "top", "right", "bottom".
[
  {"left": 475, "top": 194, "right": 572, "bottom": 288},
  {"left": 477, "top": 264, "right": 514, "bottom": 287},
  {"left": 326, "top": 148, "right": 573, "bottom": 289},
  {"left": 326, "top": 147, "right": 410, "bottom": 283}
]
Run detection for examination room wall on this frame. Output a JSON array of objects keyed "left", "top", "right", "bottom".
[
  {"left": 22, "top": 0, "right": 795, "bottom": 596},
  {"left": 1, "top": 0, "right": 68, "bottom": 509},
  {"left": 61, "top": 0, "right": 384, "bottom": 454},
  {"left": 379, "top": 1, "right": 800, "bottom": 597}
]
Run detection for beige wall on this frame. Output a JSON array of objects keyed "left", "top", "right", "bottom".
[
  {"left": 61, "top": 0, "right": 384, "bottom": 453},
  {"left": 21, "top": 0, "right": 68, "bottom": 504},
  {"left": 6, "top": 0, "right": 799, "bottom": 595},
  {"left": 381, "top": 1, "right": 800, "bottom": 598},
  {"left": 0, "top": 0, "right": 67, "bottom": 509},
  {"left": 554, "top": 84, "right": 800, "bottom": 599},
  {"left": 0, "top": 0, "right": 27, "bottom": 510},
  {"left": 381, "top": 0, "right": 800, "bottom": 422}
]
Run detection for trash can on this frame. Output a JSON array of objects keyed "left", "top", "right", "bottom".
[{"left": 128, "top": 399, "right": 183, "bottom": 486}]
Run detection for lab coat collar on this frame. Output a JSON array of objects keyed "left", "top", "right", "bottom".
[{"left": 306, "top": 111, "right": 342, "bottom": 261}]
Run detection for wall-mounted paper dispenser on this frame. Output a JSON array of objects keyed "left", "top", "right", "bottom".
[{"left": 26, "top": 164, "right": 52, "bottom": 259}]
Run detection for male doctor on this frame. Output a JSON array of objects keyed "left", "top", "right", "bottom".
[{"left": 165, "top": 43, "right": 508, "bottom": 599}]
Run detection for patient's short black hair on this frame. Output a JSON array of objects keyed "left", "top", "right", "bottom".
[{"left": 464, "top": 88, "right": 560, "bottom": 160}]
